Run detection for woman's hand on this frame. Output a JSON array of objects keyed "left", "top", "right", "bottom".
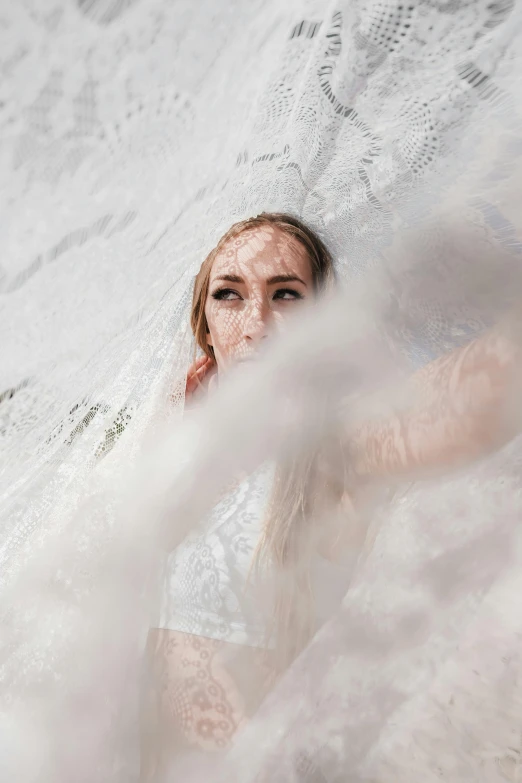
[{"left": 185, "top": 355, "right": 217, "bottom": 406}]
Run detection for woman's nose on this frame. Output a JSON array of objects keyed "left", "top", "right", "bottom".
[{"left": 244, "top": 297, "right": 270, "bottom": 343}]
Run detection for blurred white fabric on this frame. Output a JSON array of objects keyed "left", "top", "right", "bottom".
[{"left": 1, "top": 1, "right": 522, "bottom": 781}]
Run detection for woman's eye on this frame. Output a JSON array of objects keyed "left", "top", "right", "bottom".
[
  {"left": 272, "top": 288, "right": 304, "bottom": 301},
  {"left": 212, "top": 288, "right": 241, "bottom": 301}
]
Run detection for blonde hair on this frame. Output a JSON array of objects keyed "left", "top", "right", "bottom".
[{"left": 190, "top": 212, "right": 337, "bottom": 667}]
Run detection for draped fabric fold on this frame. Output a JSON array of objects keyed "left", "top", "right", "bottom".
[{"left": 2, "top": 1, "right": 522, "bottom": 781}]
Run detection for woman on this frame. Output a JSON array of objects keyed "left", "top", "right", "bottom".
[
  {"left": 143, "top": 213, "right": 339, "bottom": 780},
  {"left": 143, "top": 213, "right": 522, "bottom": 779}
]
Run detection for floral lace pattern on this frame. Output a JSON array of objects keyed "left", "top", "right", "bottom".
[
  {"left": 159, "top": 467, "right": 274, "bottom": 647},
  {"left": 2, "top": 2, "right": 522, "bottom": 782}
]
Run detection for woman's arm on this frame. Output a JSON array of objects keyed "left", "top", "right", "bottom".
[{"left": 351, "top": 324, "right": 522, "bottom": 481}]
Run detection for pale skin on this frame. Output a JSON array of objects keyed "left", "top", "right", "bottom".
[
  {"left": 350, "top": 324, "right": 521, "bottom": 482},
  {"left": 188, "top": 226, "right": 521, "bottom": 484},
  {"left": 186, "top": 226, "right": 522, "bottom": 564},
  {"left": 144, "top": 225, "right": 521, "bottom": 777},
  {"left": 186, "top": 225, "right": 315, "bottom": 396},
  {"left": 142, "top": 227, "right": 315, "bottom": 779}
]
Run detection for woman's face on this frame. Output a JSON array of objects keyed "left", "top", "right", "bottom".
[{"left": 205, "top": 225, "right": 314, "bottom": 372}]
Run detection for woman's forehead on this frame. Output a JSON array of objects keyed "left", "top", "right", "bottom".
[{"left": 211, "top": 225, "right": 310, "bottom": 278}]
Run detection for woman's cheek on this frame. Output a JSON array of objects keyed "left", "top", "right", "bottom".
[
  {"left": 271, "top": 310, "right": 289, "bottom": 333},
  {"left": 206, "top": 305, "right": 227, "bottom": 345},
  {"left": 214, "top": 309, "right": 242, "bottom": 353}
]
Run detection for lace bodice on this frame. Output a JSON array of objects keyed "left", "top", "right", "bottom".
[
  {"left": 160, "top": 466, "right": 274, "bottom": 647},
  {"left": 159, "top": 465, "right": 353, "bottom": 648}
]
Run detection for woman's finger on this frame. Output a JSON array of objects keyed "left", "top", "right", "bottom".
[
  {"left": 185, "top": 356, "right": 216, "bottom": 396},
  {"left": 196, "top": 358, "right": 217, "bottom": 389},
  {"left": 186, "top": 356, "right": 210, "bottom": 388},
  {"left": 187, "top": 355, "right": 210, "bottom": 380}
]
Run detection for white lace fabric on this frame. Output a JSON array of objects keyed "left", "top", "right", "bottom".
[
  {"left": 2, "top": 1, "right": 522, "bottom": 782},
  {"left": 159, "top": 467, "right": 274, "bottom": 648}
]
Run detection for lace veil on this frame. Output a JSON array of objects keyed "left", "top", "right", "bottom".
[{"left": 2, "top": 1, "right": 522, "bottom": 781}]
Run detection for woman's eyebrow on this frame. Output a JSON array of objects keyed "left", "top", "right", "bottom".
[
  {"left": 213, "top": 273, "right": 307, "bottom": 285},
  {"left": 215, "top": 274, "right": 244, "bottom": 283},
  {"left": 267, "top": 274, "right": 307, "bottom": 286}
]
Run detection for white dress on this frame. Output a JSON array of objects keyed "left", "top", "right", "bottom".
[{"left": 160, "top": 465, "right": 352, "bottom": 648}]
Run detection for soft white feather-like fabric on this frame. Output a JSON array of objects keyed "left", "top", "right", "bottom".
[{"left": 2, "top": 1, "right": 522, "bottom": 781}]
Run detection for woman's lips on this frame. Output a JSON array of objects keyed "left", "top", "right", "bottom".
[{"left": 235, "top": 354, "right": 258, "bottom": 363}]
